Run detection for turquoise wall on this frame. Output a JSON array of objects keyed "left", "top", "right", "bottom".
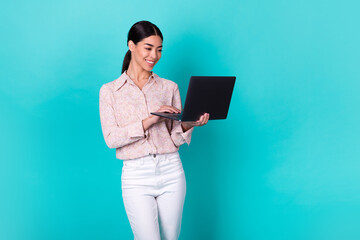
[{"left": 1, "top": 0, "right": 359, "bottom": 239}]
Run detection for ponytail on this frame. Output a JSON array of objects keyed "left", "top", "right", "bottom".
[{"left": 122, "top": 50, "right": 131, "bottom": 73}]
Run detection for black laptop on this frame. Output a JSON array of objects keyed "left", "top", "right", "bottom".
[{"left": 151, "top": 76, "right": 236, "bottom": 122}]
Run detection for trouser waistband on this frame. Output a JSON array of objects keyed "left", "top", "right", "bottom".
[{"left": 123, "top": 151, "right": 180, "bottom": 164}]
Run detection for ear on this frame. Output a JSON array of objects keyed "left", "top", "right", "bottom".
[{"left": 128, "top": 40, "right": 136, "bottom": 52}]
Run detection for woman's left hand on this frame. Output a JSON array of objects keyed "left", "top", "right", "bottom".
[{"left": 181, "top": 113, "right": 210, "bottom": 131}]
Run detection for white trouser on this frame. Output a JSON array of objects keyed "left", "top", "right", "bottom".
[{"left": 121, "top": 151, "right": 186, "bottom": 240}]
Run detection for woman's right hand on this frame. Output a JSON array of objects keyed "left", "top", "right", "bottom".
[
  {"left": 142, "top": 105, "right": 181, "bottom": 132},
  {"left": 150, "top": 105, "right": 181, "bottom": 124}
]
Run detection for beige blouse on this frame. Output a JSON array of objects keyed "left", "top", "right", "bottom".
[{"left": 99, "top": 71, "right": 194, "bottom": 160}]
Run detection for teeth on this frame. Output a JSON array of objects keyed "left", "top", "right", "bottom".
[{"left": 146, "top": 60, "right": 154, "bottom": 64}]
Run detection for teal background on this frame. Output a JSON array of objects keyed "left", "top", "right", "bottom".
[{"left": 1, "top": 0, "right": 359, "bottom": 239}]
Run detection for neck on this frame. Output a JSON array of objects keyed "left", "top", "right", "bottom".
[{"left": 126, "top": 61, "right": 151, "bottom": 83}]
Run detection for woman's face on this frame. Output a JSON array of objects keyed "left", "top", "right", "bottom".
[{"left": 129, "top": 35, "right": 163, "bottom": 72}]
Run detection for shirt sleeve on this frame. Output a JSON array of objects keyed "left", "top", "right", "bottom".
[
  {"left": 170, "top": 84, "right": 194, "bottom": 147},
  {"left": 99, "top": 85, "right": 145, "bottom": 149}
]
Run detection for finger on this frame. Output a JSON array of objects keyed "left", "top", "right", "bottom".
[
  {"left": 203, "top": 113, "right": 208, "bottom": 123},
  {"left": 200, "top": 113, "right": 209, "bottom": 126},
  {"left": 171, "top": 106, "right": 181, "bottom": 113},
  {"left": 160, "top": 106, "right": 181, "bottom": 113},
  {"left": 204, "top": 113, "right": 210, "bottom": 124},
  {"left": 201, "top": 113, "right": 208, "bottom": 124},
  {"left": 201, "top": 115, "right": 207, "bottom": 125},
  {"left": 197, "top": 115, "right": 204, "bottom": 124},
  {"left": 161, "top": 106, "right": 178, "bottom": 112},
  {"left": 201, "top": 117, "right": 206, "bottom": 125},
  {"left": 167, "top": 106, "right": 181, "bottom": 112}
]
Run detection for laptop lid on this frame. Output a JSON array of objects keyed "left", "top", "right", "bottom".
[{"left": 181, "top": 76, "right": 236, "bottom": 121}]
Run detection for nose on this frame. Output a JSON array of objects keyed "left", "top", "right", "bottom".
[{"left": 150, "top": 49, "right": 158, "bottom": 60}]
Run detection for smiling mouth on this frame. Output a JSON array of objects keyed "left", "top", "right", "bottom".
[{"left": 145, "top": 60, "right": 155, "bottom": 65}]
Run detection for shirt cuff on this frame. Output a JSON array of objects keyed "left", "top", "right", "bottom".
[
  {"left": 127, "top": 120, "right": 146, "bottom": 139},
  {"left": 173, "top": 122, "right": 194, "bottom": 145},
  {"left": 181, "top": 126, "right": 194, "bottom": 145}
]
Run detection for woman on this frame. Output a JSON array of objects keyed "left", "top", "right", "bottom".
[{"left": 99, "top": 20, "right": 209, "bottom": 240}]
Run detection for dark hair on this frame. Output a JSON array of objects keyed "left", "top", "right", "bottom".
[{"left": 122, "top": 21, "right": 163, "bottom": 73}]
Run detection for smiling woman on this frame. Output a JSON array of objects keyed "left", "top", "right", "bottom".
[
  {"left": 127, "top": 35, "right": 163, "bottom": 79},
  {"left": 99, "top": 20, "right": 209, "bottom": 240},
  {"left": 122, "top": 21, "right": 163, "bottom": 74}
]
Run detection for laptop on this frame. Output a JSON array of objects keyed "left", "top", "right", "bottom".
[{"left": 151, "top": 76, "right": 236, "bottom": 122}]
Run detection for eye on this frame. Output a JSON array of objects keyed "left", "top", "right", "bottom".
[
  {"left": 145, "top": 48, "right": 151, "bottom": 50},
  {"left": 158, "top": 49, "right": 162, "bottom": 52}
]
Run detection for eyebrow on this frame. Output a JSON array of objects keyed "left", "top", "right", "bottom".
[{"left": 144, "top": 43, "right": 163, "bottom": 48}]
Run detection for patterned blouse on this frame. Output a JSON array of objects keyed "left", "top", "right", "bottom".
[{"left": 99, "top": 71, "right": 194, "bottom": 160}]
